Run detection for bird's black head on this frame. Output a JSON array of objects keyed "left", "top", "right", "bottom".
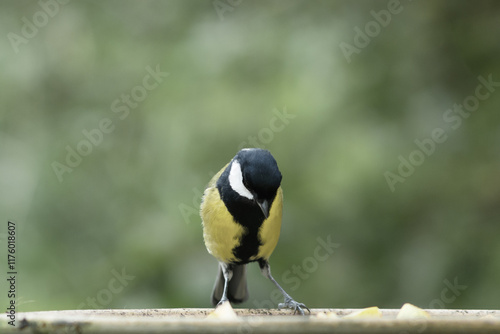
[
  {"left": 221, "top": 148, "right": 282, "bottom": 219},
  {"left": 236, "top": 148, "right": 282, "bottom": 202}
]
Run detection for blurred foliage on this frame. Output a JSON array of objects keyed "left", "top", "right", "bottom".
[{"left": 1, "top": 0, "right": 500, "bottom": 312}]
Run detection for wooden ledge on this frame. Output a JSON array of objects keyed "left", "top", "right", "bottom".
[{"left": 2, "top": 308, "right": 500, "bottom": 333}]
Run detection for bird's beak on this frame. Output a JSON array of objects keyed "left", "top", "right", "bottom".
[{"left": 257, "top": 199, "right": 270, "bottom": 219}]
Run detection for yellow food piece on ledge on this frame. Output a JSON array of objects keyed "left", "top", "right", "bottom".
[
  {"left": 344, "top": 306, "right": 382, "bottom": 318},
  {"left": 396, "top": 303, "right": 430, "bottom": 319},
  {"left": 207, "top": 301, "right": 238, "bottom": 319}
]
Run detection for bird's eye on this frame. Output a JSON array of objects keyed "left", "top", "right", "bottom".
[{"left": 242, "top": 178, "right": 251, "bottom": 190}]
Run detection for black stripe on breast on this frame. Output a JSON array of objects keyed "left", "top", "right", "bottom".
[{"left": 217, "top": 163, "right": 265, "bottom": 264}]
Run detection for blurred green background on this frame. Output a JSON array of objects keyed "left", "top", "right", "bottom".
[{"left": 1, "top": 0, "right": 499, "bottom": 312}]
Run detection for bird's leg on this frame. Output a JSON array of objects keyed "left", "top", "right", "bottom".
[
  {"left": 258, "top": 259, "right": 310, "bottom": 315},
  {"left": 218, "top": 263, "right": 233, "bottom": 306}
]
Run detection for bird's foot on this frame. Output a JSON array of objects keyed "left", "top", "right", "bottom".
[{"left": 278, "top": 297, "right": 310, "bottom": 315}]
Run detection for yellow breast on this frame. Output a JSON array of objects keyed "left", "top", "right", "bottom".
[
  {"left": 254, "top": 187, "right": 283, "bottom": 261},
  {"left": 201, "top": 166, "right": 283, "bottom": 263},
  {"left": 201, "top": 184, "right": 245, "bottom": 263}
]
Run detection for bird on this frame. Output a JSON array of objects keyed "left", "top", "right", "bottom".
[{"left": 200, "top": 148, "right": 308, "bottom": 314}]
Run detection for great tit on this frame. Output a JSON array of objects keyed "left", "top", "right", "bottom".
[{"left": 200, "top": 148, "right": 308, "bottom": 314}]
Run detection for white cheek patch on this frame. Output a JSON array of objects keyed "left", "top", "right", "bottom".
[{"left": 228, "top": 160, "right": 254, "bottom": 200}]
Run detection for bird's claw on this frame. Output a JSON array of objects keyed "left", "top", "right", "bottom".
[{"left": 278, "top": 297, "right": 310, "bottom": 315}]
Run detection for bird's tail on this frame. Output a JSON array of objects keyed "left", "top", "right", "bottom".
[{"left": 211, "top": 264, "right": 249, "bottom": 305}]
